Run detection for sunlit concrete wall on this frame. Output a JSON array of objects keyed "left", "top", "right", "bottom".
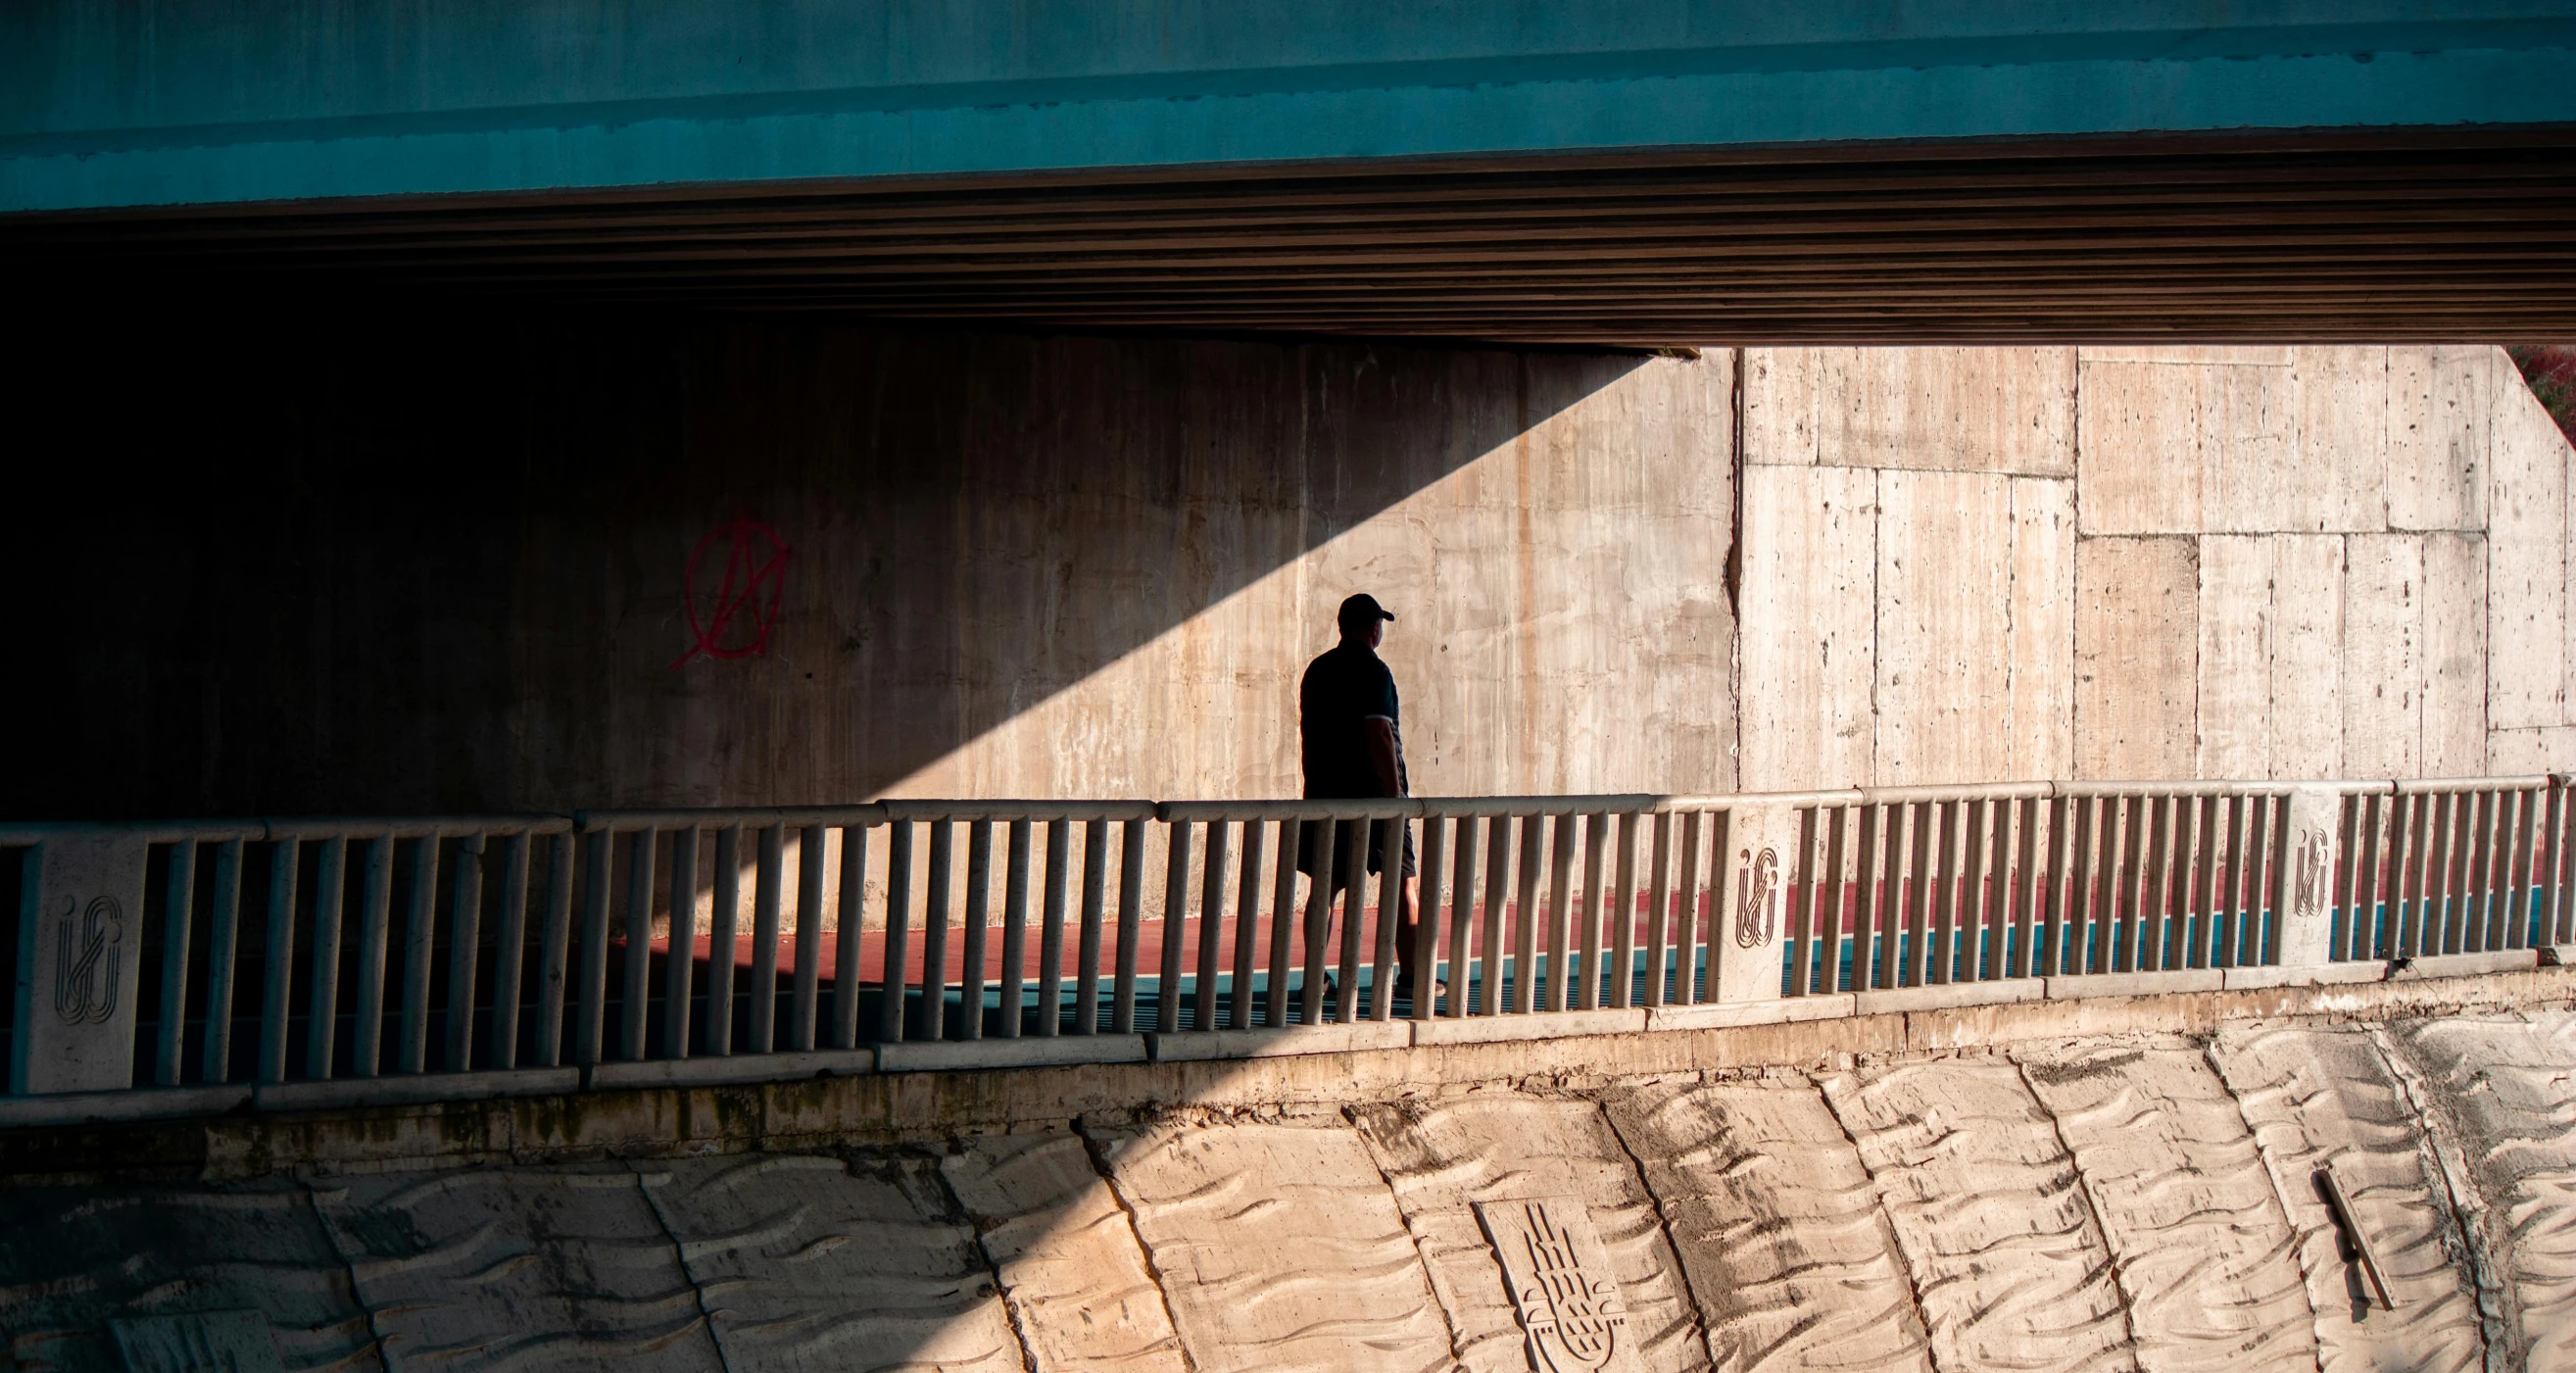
[{"left": 1736, "top": 345, "right": 2576, "bottom": 789}]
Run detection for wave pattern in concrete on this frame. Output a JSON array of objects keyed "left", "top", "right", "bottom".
[
  {"left": 1604, "top": 1075, "right": 1933, "bottom": 1373},
  {"left": 1350, "top": 1095, "right": 1707, "bottom": 1373},
  {"left": 2383, "top": 1012, "right": 2576, "bottom": 1369},
  {"left": 2210, "top": 1022, "right": 2488, "bottom": 1372},
  {"left": 2019, "top": 1045, "right": 2315, "bottom": 1373},
  {"left": 1092, "top": 1117, "right": 1454, "bottom": 1373},
  {"left": 942, "top": 1132, "right": 1189, "bottom": 1373},
  {"left": 0, "top": 1181, "right": 375, "bottom": 1373},
  {"left": 1822, "top": 1059, "right": 2141, "bottom": 1373},
  {"left": 638, "top": 1152, "right": 1023, "bottom": 1373}
]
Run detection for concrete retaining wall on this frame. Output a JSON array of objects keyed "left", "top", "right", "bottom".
[
  {"left": 5, "top": 970, "right": 2574, "bottom": 1372},
  {"left": 9, "top": 314, "right": 2569, "bottom": 819}
]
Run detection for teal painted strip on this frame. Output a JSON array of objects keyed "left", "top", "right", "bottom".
[{"left": 6, "top": 42, "right": 2574, "bottom": 214}]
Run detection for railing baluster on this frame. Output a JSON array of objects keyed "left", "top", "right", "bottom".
[
  {"left": 572, "top": 831, "right": 609, "bottom": 1066},
  {"left": 1158, "top": 817, "right": 1192, "bottom": 1035},
  {"left": 1336, "top": 816, "right": 1367, "bottom": 1023},
  {"left": 1002, "top": 817, "right": 1035, "bottom": 1039},
  {"left": 1478, "top": 815, "right": 1512, "bottom": 1015},
  {"left": 670, "top": 828, "right": 705, "bottom": 1059},
  {"left": 2548, "top": 784, "right": 2570, "bottom": 948},
  {"left": 402, "top": 836, "right": 441, "bottom": 1073},
  {"left": 2009, "top": 799, "right": 2038, "bottom": 979},
  {"left": 1904, "top": 802, "right": 1935, "bottom": 986},
  {"left": 1937, "top": 798, "right": 1968, "bottom": 978},
  {"left": 1416, "top": 816, "right": 1449, "bottom": 1020},
  {"left": 1078, "top": 818, "right": 1110, "bottom": 1034},
  {"left": 487, "top": 834, "right": 529, "bottom": 1071},
  {"left": 1302, "top": 819, "right": 1340, "bottom": 1025},
  {"left": 832, "top": 824, "right": 868, "bottom": 1050},
  {"left": 793, "top": 824, "right": 826, "bottom": 1051},
  {"left": 1264, "top": 817, "right": 1298, "bottom": 1027},
  {"left": 1542, "top": 813, "right": 1575, "bottom": 1009},
  {"left": 1372, "top": 818, "right": 1405, "bottom": 1021},
  {"left": 1990, "top": 797, "right": 2017, "bottom": 979},
  {"left": 537, "top": 833, "right": 575, "bottom": 1066},
  {"left": 201, "top": 839, "right": 245, "bottom": 1084},
  {"left": 2507, "top": 790, "right": 2539, "bottom": 949},
  {"left": 2114, "top": 798, "right": 2146, "bottom": 973},
  {"left": 1194, "top": 817, "right": 1227, "bottom": 1032},
  {"left": 1676, "top": 811, "right": 1706, "bottom": 1004},
  {"left": 1857, "top": 803, "right": 1887, "bottom": 986},
  {"left": 2334, "top": 796, "right": 2364, "bottom": 961},
  {"left": 1642, "top": 812, "right": 1673, "bottom": 1008},
  {"left": 751, "top": 824, "right": 785, "bottom": 1052},
  {"left": 303, "top": 839, "right": 347, "bottom": 1081},
  {"left": 2396, "top": 794, "right": 2426, "bottom": 957},
  {"left": 1829, "top": 805, "right": 1858, "bottom": 991},
  {"left": 1575, "top": 814, "right": 1604, "bottom": 1009},
  {"left": 879, "top": 822, "right": 914, "bottom": 1043},
  {"left": 1609, "top": 813, "right": 1639, "bottom": 1008},
  {"left": 922, "top": 820, "right": 955, "bottom": 1040},
  {"left": 258, "top": 838, "right": 301, "bottom": 1085},
  {"left": 2459, "top": 792, "right": 2488, "bottom": 952},
  {"left": 1448, "top": 817, "right": 1481, "bottom": 1017},
  {"left": 443, "top": 836, "right": 484, "bottom": 1072},
  {"left": 2428, "top": 793, "right": 2458, "bottom": 955},
  {"left": 484, "top": 834, "right": 530, "bottom": 1071},
  {"left": 1786, "top": 809, "right": 1818, "bottom": 997},
  {"left": 1043, "top": 817, "right": 1074, "bottom": 1037},
  {"left": 1961, "top": 799, "right": 1992, "bottom": 982},
  {"left": 1112, "top": 818, "right": 1145, "bottom": 1033},
  {"left": 1230, "top": 817, "right": 1263, "bottom": 1030},
  {"left": 619, "top": 830, "right": 654, "bottom": 1061},
  {"left": 962, "top": 821, "right": 994, "bottom": 1043},
  {"left": 1515, "top": 814, "right": 1547, "bottom": 1014},
  {"left": 156, "top": 838, "right": 198, "bottom": 1086}
]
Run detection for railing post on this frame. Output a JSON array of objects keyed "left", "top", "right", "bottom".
[
  {"left": 2273, "top": 786, "right": 2343, "bottom": 969},
  {"left": 1712, "top": 804, "right": 1793, "bottom": 1005},
  {"left": 10, "top": 829, "right": 149, "bottom": 1096}
]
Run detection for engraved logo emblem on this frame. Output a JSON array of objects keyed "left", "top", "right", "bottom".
[
  {"left": 54, "top": 895, "right": 122, "bottom": 1025},
  {"left": 1734, "top": 844, "right": 1780, "bottom": 949},
  {"left": 2293, "top": 827, "right": 2331, "bottom": 920},
  {"left": 1475, "top": 1197, "right": 1642, "bottom": 1373}
]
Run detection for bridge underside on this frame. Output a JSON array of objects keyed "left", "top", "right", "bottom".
[{"left": 16, "top": 130, "right": 2575, "bottom": 345}]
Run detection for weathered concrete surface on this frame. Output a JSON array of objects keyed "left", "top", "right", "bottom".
[{"left": 8, "top": 973, "right": 2576, "bottom": 1372}]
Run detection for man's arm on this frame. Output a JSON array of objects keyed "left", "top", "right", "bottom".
[{"left": 1365, "top": 716, "right": 1404, "bottom": 797}]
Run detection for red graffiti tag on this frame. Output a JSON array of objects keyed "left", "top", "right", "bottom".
[{"left": 671, "top": 517, "right": 791, "bottom": 668}]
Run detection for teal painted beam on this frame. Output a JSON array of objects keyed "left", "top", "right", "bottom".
[{"left": 5, "top": 2, "right": 2575, "bottom": 215}]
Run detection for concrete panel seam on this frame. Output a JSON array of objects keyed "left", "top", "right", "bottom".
[
  {"left": 1591, "top": 1087, "right": 1723, "bottom": 1368},
  {"left": 299, "top": 1174, "right": 397, "bottom": 1372},
  {"left": 930, "top": 1148, "right": 1049, "bottom": 1373},
  {"left": 1812, "top": 1069, "right": 1937, "bottom": 1364},
  {"left": 2362, "top": 1023, "right": 2514, "bottom": 1363},
  {"left": 631, "top": 1161, "right": 740, "bottom": 1373},
  {"left": 1076, "top": 1118, "right": 1214, "bottom": 1373},
  {"left": 2359, "top": 1014, "right": 2513, "bottom": 1359},
  {"left": 2197, "top": 1037, "right": 2336, "bottom": 1360},
  {"left": 2011, "top": 1056, "right": 2149, "bottom": 1365}
]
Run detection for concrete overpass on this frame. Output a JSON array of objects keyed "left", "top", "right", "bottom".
[{"left": 7, "top": 1, "right": 2576, "bottom": 341}]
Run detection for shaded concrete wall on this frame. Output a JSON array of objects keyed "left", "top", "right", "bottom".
[
  {"left": 1738, "top": 344, "right": 2576, "bottom": 789},
  {"left": 4, "top": 307, "right": 1728, "bottom": 818}
]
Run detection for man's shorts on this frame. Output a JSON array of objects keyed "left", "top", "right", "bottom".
[{"left": 1294, "top": 815, "right": 1418, "bottom": 894}]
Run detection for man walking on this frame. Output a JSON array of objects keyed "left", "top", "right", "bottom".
[{"left": 1298, "top": 593, "right": 1434, "bottom": 1005}]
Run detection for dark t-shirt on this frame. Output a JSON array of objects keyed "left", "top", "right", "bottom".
[{"left": 1299, "top": 642, "right": 1408, "bottom": 799}]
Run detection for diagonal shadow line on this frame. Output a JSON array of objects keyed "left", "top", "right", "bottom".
[{"left": 0, "top": 293, "right": 1643, "bottom": 819}]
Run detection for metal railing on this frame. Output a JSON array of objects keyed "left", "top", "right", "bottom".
[{"left": 4, "top": 775, "right": 2569, "bottom": 1112}]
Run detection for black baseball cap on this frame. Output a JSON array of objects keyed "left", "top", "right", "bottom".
[{"left": 1337, "top": 593, "right": 1396, "bottom": 632}]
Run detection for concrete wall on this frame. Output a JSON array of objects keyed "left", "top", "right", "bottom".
[
  {"left": 1737, "top": 344, "right": 2576, "bottom": 789},
  {"left": 3, "top": 308, "right": 1730, "bottom": 818},
  {"left": 14, "top": 311, "right": 2570, "bottom": 823}
]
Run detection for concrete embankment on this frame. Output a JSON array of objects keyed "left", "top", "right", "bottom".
[{"left": 6, "top": 970, "right": 2573, "bottom": 1371}]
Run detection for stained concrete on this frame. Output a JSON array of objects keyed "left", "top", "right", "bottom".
[{"left": 7, "top": 972, "right": 2576, "bottom": 1373}]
